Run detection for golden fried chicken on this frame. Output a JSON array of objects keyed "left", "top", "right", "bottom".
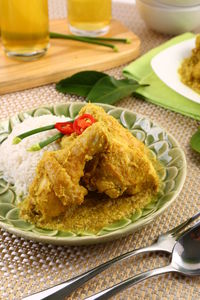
[
  {"left": 76, "top": 104, "right": 159, "bottom": 198},
  {"left": 21, "top": 122, "right": 109, "bottom": 219},
  {"left": 21, "top": 104, "right": 159, "bottom": 223}
]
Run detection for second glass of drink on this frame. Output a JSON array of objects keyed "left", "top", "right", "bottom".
[{"left": 67, "top": 0, "right": 112, "bottom": 36}]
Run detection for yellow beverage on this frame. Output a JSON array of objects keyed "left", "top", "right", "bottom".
[
  {"left": 1, "top": 0, "right": 49, "bottom": 60},
  {"left": 67, "top": 0, "right": 112, "bottom": 36}
]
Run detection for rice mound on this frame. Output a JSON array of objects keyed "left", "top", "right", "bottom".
[{"left": 0, "top": 114, "right": 69, "bottom": 197}]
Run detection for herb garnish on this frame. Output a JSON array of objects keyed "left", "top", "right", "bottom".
[
  {"left": 56, "top": 71, "right": 141, "bottom": 105},
  {"left": 56, "top": 71, "right": 107, "bottom": 97}
]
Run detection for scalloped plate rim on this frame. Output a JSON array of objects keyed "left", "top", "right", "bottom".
[{"left": 0, "top": 102, "right": 187, "bottom": 245}]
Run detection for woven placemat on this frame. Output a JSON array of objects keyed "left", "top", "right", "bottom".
[{"left": 0, "top": 1, "right": 200, "bottom": 299}]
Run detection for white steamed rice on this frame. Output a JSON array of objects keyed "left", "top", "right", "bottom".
[{"left": 0, "top": 114, "right": 71, "bottom": 197}]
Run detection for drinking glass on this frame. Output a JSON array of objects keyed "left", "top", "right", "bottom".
[
  {"left": 0, "top": 0, "right": 49, "bottom": 60},
  {"left": 67, "top": 0, "right": 112, "bottom": 36}
]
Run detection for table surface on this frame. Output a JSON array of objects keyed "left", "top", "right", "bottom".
[{"left": 0, "top": 1, "right": 200, "bottom": 299}]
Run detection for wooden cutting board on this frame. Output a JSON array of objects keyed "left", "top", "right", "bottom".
[{"left": 0, "top": 19, "right": 140, "bottom": 95}]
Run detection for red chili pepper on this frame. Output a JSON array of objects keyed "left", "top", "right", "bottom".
[
  {"left": 54, "top": 121, "right": 74, "bottom": 135},
  {"left": 73, "top": 114, "right": 96, "bottom": 135}
]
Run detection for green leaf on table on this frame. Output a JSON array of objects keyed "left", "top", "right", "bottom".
[
  {"left": 190, "top": 128, "right": 200, "bottom": 153},
  {"left": 86, "top": 76, "right": 140, "bottom": 105},
  {"left": 56, "top": 71, "right": 107, "bottom": 96}
]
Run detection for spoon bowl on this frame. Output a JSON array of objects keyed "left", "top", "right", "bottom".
[{"left": 172, "top": 222, "right": 200, "bottom": 276}]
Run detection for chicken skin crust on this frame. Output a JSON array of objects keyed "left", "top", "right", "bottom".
[
  {"left": 75, "top": 104, "right": 159, "bottom": 198},
  {"left": 21, "top": 104, "right": 159, "bottom": 221}
]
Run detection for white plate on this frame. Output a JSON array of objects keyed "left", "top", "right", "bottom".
[{"left": 151, "top": 38, "right": 200, "bottom": 105}]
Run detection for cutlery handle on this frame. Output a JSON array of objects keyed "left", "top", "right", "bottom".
[
  {"left": 23, "top": 244, "right": 160, "bottom": 300},
  {"left": 86, "top": 264, "right": 175, "bottom": 300}
]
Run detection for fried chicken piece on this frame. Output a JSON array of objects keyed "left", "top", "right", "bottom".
[
  {"left": 52, "top": 104, "right": 159, "bottom": 200},
  {"left": 79, "top": 104, "right": 159, "bottom": 198},
  {"left": 21, "top": 104, "right": 159, "bottom": 224},
  {"left": 21, "top": 122, "right": 109, "bottom": 220}
]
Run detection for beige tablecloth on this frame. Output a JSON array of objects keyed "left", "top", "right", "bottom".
[{"left": 0, "top": 1, "right": 200, "bottom": 299}]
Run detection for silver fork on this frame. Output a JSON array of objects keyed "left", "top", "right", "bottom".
[{"left": 23, "top": 211, "right": 200, "bottom": 300}]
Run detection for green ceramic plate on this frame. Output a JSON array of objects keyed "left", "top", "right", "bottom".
[{"left": 0, "top": 102, "right": 186, "bottom": 245}]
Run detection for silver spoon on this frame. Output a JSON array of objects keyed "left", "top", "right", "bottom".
[{"left": 87, "top": 221, "right": 200, "bottom": 300}]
